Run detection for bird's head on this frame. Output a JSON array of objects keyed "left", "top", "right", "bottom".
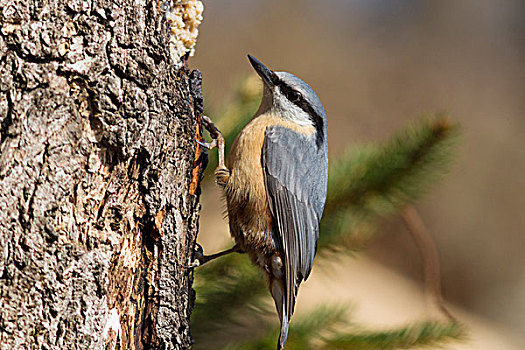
[{"left": 248, "top": 55, "right": 327, "bottom": 136}]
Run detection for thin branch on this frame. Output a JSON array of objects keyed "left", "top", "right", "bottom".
[{"left": 401, "top": 205, "right": 456, "bottom": 322}]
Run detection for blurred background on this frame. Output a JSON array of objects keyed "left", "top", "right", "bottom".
[{"left": 190, "top": 0, "right": 525, "bottom": 348}]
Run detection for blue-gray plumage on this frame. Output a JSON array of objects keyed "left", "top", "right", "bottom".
[
  {"left": 263, "top": 124, "right": 328, "bottom": 345},
  {"left": 193, "top": 55, "right": 328, "bottom": 350}
]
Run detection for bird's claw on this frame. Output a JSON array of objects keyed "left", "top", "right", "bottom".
[
  {"left": 186, "top": 243, "right": 243, "bottom": 269},
  {"left": 186, "top": 260, "right": 200, "bottom": 269},
  {"left": 186, "top": 243, "right": 204, "bottom": 269},
  {"left": 199, "top": 115, "right": 226, "bottom": 169},
  {"left": 196, "top": 139, "right": 217, "bottom": 150}
]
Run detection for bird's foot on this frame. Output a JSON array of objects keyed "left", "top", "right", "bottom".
[
  {"left": 200, "top": 115, "right": 226, "bottom": 169},
  {"left": 186, "top": 242, "right": 205, "bottom": 268},
  {"left": 186, "top": 243, "right": 243, "bottom": 269},
  {"left": 195, "top": 138, "right": 217, "bottom": 150}
]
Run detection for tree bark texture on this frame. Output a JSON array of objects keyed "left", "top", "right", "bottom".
[{"left": 0, "top": 0, "right": 205, "bottom": 349}]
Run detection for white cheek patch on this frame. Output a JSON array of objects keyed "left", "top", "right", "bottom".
[{"left": 272, "top": 88, "right": 313, "bottom": 127}]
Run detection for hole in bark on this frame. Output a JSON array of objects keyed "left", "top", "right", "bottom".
[
  {"left": 0, "top": 92, "right": 13, "bottom": 144},
  {"left": 19, "top": 237, "right": 30, "bottom": 251},
  {"left": 44, "top": 222, "right": 59, "bottom": 243},
  {"left": 13, "top": 259, "right": 26, "bottom": 271}
]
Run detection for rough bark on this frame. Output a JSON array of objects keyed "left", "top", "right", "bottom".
[{"left": 0, "top": 0, "right": 204, "bottom": 349}]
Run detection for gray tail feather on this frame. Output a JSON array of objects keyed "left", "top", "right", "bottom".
[
  {"left": 278, "top": 313, "right": 289, "bottom": 350},
  {"left": 271, "top": 278, "right": 290, "bottom": 349}
]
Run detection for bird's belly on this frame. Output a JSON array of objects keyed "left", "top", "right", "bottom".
[{"left": 226, "top": 192, "right": 276, "bottom": 270}]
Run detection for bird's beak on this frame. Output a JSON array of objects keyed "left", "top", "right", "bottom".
[{"left": 248, "top": 55, "right": 276, "bottom": 88}]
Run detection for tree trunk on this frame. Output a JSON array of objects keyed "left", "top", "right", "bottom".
[{"left": 0, "top": 0, "right": 205, "bottom": 349}]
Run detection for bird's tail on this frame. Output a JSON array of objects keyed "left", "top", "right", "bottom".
[
  {"left": 271, "top": 277, "right": 290, "bottom": 350},
  {"left": 278, "top": 312, "right": 289, "bottom": 350}
]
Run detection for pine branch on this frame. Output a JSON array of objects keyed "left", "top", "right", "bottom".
[
  {"left": 319, "top": 116, "right": 459, "bottom": 251},
  {"left": 322, "top": 322, "right": 466, "bottom": 349},
  {"left": 401, "top": 206, "right": 456, "bottom": 322},
  {"left": 223, "top": 306, "right": 349, "bottom": 350},
  {"left": 213, "top": 307, "right": 465, "bottom": 350},
  {"left": 327, "top": 116, "right": 457, "bottom": 212}
]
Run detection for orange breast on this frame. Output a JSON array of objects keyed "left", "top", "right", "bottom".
[{"left": 224, "top": 112, "right": 315, "bottom": 256}]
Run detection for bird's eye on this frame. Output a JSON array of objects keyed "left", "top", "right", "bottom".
[{"left": 288, "top": 90, "right": 302, "bottom": 103}]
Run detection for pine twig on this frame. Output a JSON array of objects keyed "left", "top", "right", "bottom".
[
  {"left": 401, "top": 205, "right": 456, "bottom": 322},
  {"left": 323, "top": 321, "right": 465, "bottom": 349}
]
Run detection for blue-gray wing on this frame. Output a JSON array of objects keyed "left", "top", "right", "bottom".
[{"left": 263, "top": 125, "right": 328, "bottom": 320}]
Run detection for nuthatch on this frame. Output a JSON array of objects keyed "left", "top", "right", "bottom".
[{"left": 194, "top": 55, "right": 328, "bottom": 350}]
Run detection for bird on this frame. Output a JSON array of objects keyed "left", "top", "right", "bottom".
[{"left": 193, "top": 55, "right": 328, "bottom": 350}]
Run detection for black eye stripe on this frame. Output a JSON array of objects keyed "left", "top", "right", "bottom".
[
  {"left": 275, "top": 78, "right": 325, "bottom": 148},
  {"left": 278, "top": 83, "right": 301, "bottom": 103}
]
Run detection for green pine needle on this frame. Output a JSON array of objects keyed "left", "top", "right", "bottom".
[{"left": 322, "top": 321, "right": 466, "bottom": 349}]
